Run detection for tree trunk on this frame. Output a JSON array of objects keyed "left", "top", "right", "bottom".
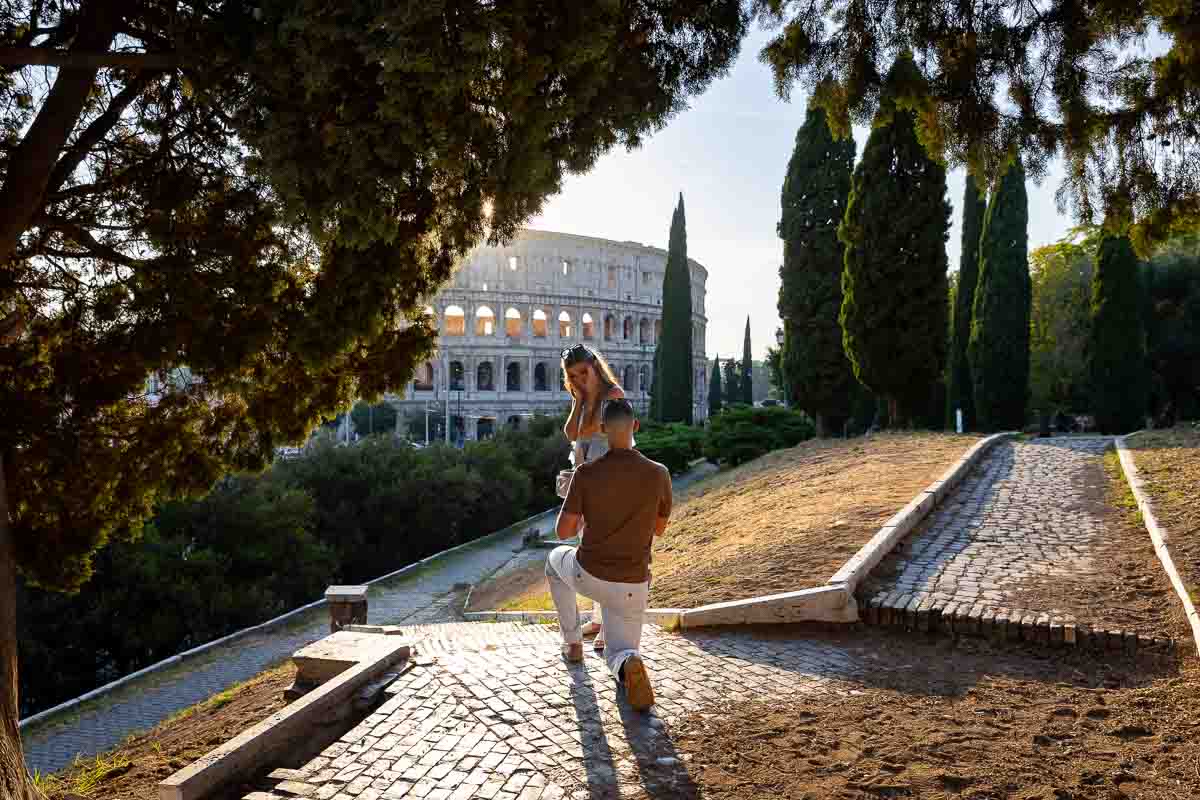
[
  {"left": 0, "top": 0, "right": 119, "bottom": 266},
  {"left": 0, "top": 453, "right": 40, "bottom": 800},
  {"left": 815, "top": 412, "right": 827, "bottom": 438}
]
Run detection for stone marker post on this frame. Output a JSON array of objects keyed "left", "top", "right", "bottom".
[{"left": 326, "top": 585, "right": 369, "bottom": 633}]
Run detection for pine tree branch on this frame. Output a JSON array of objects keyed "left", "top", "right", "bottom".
[{"left": 0, "top": 47, "right": 180, "bottom": 71}]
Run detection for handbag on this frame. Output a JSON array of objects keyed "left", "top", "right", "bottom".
[{"left": 556, "top": 404, "right": 586, "bottom": 499}]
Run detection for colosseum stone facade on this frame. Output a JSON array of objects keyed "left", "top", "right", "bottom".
[{"left": 387, "top": 229, "right": 709, "bottom": 442}]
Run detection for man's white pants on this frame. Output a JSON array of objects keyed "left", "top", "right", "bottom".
[{"left": 546, "top": 545, "right": 648, "bottom": 680}]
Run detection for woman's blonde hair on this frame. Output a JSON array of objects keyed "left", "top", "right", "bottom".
[{"left": 561, "top": 345, "right": 621, "bottom": 425}]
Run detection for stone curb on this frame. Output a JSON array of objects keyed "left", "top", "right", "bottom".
[
  {"left": 19, "top": 505, "right": 558, "bottom": 732},
  {"left": 460, "top": 609, "right": 685, "bottom": 627},
  {"left": 157, "top": 634, "right": 411, "bottom": 800},
  {"left": 829, "top": 431, "right": 1016, "bottom": 595},
  {"left": 857, "top": 589, "right": 1176, "bottom": 655},
  {"left": 1115, "top": 434, "right": 1200, "bottom": 658}
]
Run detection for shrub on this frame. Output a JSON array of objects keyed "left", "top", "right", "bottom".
[
  {"left": 636, "top": 423, "right": 705, "bottom": 474},
  {"left": 703, "top": 406, "right": 815, "bottom": 466}
]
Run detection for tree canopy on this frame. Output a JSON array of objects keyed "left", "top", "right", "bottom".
[
  {"left": 659, "top": 194, "right": 695, "bottom": 423},
  {"left": 777, "top": 99, "right": 856, "bottom": 434},
  {"left": 839, "top": 53, "right": 950, "bottom": 425},
  {"left": 0, "top": 1, "right": 748, "bottom": 793},
  {"left": 753, "top": 0, "right": 1200, "bottom": 249}
]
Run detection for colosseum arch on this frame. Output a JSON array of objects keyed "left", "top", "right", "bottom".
[
  {"left": 414, "top": 362, "right": 434, "bottom": 391},
  {"left": 534, "top": 362, "right": 549, "bottom": 392},
  {"left": 581, "top": 313, "right": 595, "bottom": 340},
  {"left": 604, "top": 313, "right": 616, "bottom": 340},
  {"left": 639, "top": 364, "right": 649, "bottom": 392},
  {"left": 477, "top": 361, "right": 494, "bottom": 391},
  {"left": 475, "top": 306, "right": 496, "bottom": 336},
  {"left": 639, "top": 318, "right": 652, "bottom": 344},
  {"left": 622, "top": 316, "right": 633, "bottom": 340},
  {"left": 505, "top": 307, "right": 522, "bottom": 337},
  {"left": 506, "top": 362, "right": 521, "bottom": 391},
  {"left": 655, "top": 319, "right": 662, "bottom": 339},
  {"left": 559, "top": 311, "right": 573, "bottom": 338},
  {"left": 623, "top": 365, "right": 635, "bottom": 389},
  {"left": 445, "top": 305, "right": 466, "bottom": 336},
  {"left": 532, "top": 309, "right": 548, "bottom": 337},
  {"left": 449, "top": 360, "right": 465, "bottom": 390}
]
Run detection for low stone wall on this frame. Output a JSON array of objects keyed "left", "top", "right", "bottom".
[{"left": 1116, "top": 434, "right": 1200, "bottom": 657}]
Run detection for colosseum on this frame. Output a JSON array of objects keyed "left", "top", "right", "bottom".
[{"left": 387, "top": 229, "right": 710, "bottom": 442}]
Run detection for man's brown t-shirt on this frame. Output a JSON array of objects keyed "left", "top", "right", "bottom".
[{"left": 562, "top": 447, "right": 672, "bottom": 584}]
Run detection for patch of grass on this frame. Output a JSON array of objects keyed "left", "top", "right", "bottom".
[
  {"left": 497, "top": 590, "right": 590, "bottom": 612},
  {"left": 34, "top": 753, "right": 133, "bottom": 798}
]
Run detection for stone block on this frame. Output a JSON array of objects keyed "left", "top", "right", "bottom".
[
  {"left": 293, "top": 632, "right": 411, "bottom": 685},
  {"left": 326, "top": 586, "right": 369, "bottom": 634},
  {"left": 679, "top": 585, "right": 857, "bottom": 629}
]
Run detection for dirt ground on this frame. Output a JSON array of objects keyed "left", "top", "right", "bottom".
[
  {"left": 670, "top": 630, "right": 1200, "bottom": 800},
  {"left": 1000, "top": 449, "right": 1192, "bottom": 643},
  {"left": 465, "top": 550, "right": 592, "bottom": 613},
  {"left": 468, "top": 433, "right": 981, "bottom": 612},
  {"left": 36, "top": 663, "right": 295, "bottom": 800},
  {"left": 1127, "top": 426, "right": 1200, "bottom": 614},
  {"left": 651, "top": 433, "right": 980, "bottom": 608}
]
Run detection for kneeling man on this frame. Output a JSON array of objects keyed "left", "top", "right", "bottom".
[{"left": 547, "top": 398, "right": 672, "bottom": 711}]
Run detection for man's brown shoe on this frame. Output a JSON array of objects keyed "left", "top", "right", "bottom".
[
  {"left": 563, "top": 643, "right": 583, "bottom": 663},
  {"left": 622, "top": 656, "right": 655, "bottom": 711}
]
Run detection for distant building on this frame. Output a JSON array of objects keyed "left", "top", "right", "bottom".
[{"left": 387, "top": 229, "right": 711, "bottom": 442}]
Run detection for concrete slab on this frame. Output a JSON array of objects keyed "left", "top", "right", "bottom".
[{"left": 292, "top": 631, "right": 411, "bottom": 684}]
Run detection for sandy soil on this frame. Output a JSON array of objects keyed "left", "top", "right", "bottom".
[
  {"left": 650, "top": 433, "right": 980, "bottom": 608},
  {"left": 37, "top": 664, "right": 295, "bottom": 800},
  {"left": 466, "top": 434, "right": 980, "bottom": 612},
  {"left": 1002, "top": 449, "right": 1192, "bottom": 643},
  {"left": 1127, "top": 426, "right": 1200, "bottom": 615},
  {"left": 465, "top": 551, "right": 592, "bottom": 613},
  {"left": 670, "top": 630, "right": 1200, "bottom": 800}
]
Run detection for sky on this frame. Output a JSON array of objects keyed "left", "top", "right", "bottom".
[{"left": 529, "top": 27, "right": 1077, "bottom": 362}]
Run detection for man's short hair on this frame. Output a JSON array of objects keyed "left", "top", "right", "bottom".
[{"left": 602, "top": 397, "right": 636, "bottom": 426}]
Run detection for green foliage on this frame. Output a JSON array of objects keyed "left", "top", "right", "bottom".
[
  {"left": 947, "top": 173, "right": 986, "bottom": 429},
  {"left": 777, "top": 101, "right": 857, "bottom": 431},
  {"left": 1089, "top": 235, "right": 1147, "bottom": 434},
  {"left": 17, "top": 419, "right": 569, "bottom": 717},
  {"left": 16, "top": 474, "right": 334, "bottom": 716},
  {"left": 754, "top": 0, "right": 1200, "bottom": 248},
  {"left": 636, "top": 423, "right": 705, "bottom": 475},
  {"left": 741, "top": 318, "right": 754, "bottom": 405},
  {"left": 1, "top": 0, "right": 748, "bottom": 595},
  {"left": 1029, "top": 226, "right": 1101, "bottom": 415},
  {"left": 1143, "top": 234, "right": 1200, "bottom": 424},
  {"left": 659, "top": 194, "right": 695, "bottom": 423},
  {"left": 839, "top": 54, "right": 950, "bottom": 425},
  {"left": 722, "top": 359, "right": 742, "bottom": 403},
  {"left": 765, "top": 344, "right": 783, "bottom": 399},
  {"left": 703, "top": 406, "right": 815, "bottom": 467},
  {"left": 649, "top": 344, "right": 663, "bottom": 422},
  {"left": 351, "top": 401, "right": 398, "bottom": 438},
  {"left": 708, "top": 357, "right": 723, "bottom": 417},
  {"left": 969, "top": 160, "right": 1032, "bottom": 432}
]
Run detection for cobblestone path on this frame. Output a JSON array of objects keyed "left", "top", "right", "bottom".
[
  {"left": 860, "top": 438, "right": 1119, "bottom": 634},
  {"left": 249, "top": 622, "right": 880, "bottom": 800},
  {"left": 21, "top": 516, "right": 555, "bottom": 777}
]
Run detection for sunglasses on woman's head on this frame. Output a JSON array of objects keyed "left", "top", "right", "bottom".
[{"left": 561, "top": 344, "right": 594, "bottom": 364}]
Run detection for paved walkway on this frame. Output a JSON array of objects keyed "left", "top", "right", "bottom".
[
  {"left": 21, "top": 516, "right": 555, "bottom": 776},
  {"left": 246, "top": 622, "right": 882, "bottom": 800},
  {"left": 860, "top": 438, "right": 1119, "bottom": 635}
]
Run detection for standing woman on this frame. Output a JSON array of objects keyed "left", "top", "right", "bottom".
[{"left": 560, "top": 344, "right": 626, "bottom": 650}]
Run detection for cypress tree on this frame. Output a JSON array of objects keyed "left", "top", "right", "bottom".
[
  {"left": 969, "top": 159, "right": 1032, "bottom": 432},
  {"left": 709, "top": 356, "right": 724, "bottom": 417},
  {"left": 1089, "top": 234, "right": 1147, "bottom": 433},
  {"left": 947, "top": 173, "right": 986, "bottom": 430},
  {"left": 839, "top": 53, "right": 950, "bottom": 426},
  {"left": 659, "top": 194, "right": 695, "bottom": 424},
  {"left": 741, "top": 317, "right": 754, "bottom": 404},
  {"left": 649, "top": 343, "right": 662, "bottom": 422},
  {"left": 778, "top": 98, "right": 857, "bottom": 436},
  {"left": 723, "top": 359, "right": 741, "bottom": 404}
]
